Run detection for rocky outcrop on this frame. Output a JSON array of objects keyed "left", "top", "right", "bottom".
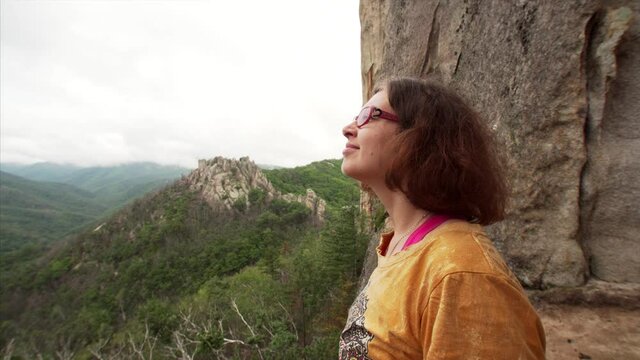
[
  {"left": 282, "top": 189, "right": 326, "bottom": 222},
  {"left": 185, "top": 156, "right": 326, "bottom": 221},
  {"left": 359, "top": 0, "right": 639, "bottom": 287},
  {"left": 188, "top": 156, "right": 276, "bottom": 211}
]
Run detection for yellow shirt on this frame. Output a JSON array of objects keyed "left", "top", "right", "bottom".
[{"left": 339, "top": 220, "right": 545, "bottom": 359}]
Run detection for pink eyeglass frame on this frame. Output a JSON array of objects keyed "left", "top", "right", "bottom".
[{"left": 355, "top": 106, "right": 400, "bottom": 128}]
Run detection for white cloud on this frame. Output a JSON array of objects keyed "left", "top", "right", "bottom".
[{"left": 0, "top": 0, "right": 361, "bottom": 168}]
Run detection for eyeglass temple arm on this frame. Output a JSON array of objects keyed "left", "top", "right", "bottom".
[{"left": 374, "top": 108, "right": 399, "bottom": 122}]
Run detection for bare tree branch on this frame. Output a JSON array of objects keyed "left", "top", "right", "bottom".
[
  {"left": 87, "top": 338, "right": 109, "bottom": 360},
  {"left": 54, "top": 336, "right": 75, "bottom": 360},
  {"left": 166, "top": 329, "right": 199, "bottom": 360},
  {"left": 88, "top": 337, "right": 125, "bottom": 360},
  {"left": 230, "top": 299, "right": 256, "bottom": 337},
  {"left": 127, "top": 323, "right": 158, "bottom": 360},
  {"left": 230, "top": 299, "right": 264, "bottom": 360},
  {"left": 278, "top": 301, "right": 299, "bottom": 341},
  {"left": 2, "top": 339, "right": 15, "bottom": 360}
]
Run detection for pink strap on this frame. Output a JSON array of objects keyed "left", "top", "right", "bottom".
[{"left": 401, "top": 214, "right": 452, "bottom": 251}]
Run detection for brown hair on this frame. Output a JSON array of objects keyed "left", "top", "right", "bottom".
[{"left": 383, "top": 77, "right": 508, "bottom": 225}]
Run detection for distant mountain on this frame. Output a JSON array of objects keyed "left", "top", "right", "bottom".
[
  {"left": 0, "top": 171, "right": 107, "bottom": 253},
  {"left": 0, "top": 162, "right": 191, "bottom": 254},
  {"left": 0, "top": 162, "right": 82, "bottom": 183},
  {"left": 1, "top": 162, "right": 190, "bottom": 208},
  {"left": 65, "top": 163, "right": 191, "bottom": 208}
]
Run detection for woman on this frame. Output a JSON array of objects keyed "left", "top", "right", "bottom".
[{"left": 338, "top": 77, "right": 545, "bottom": 359}]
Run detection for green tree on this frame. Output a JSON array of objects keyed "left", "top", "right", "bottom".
[
  {"left": 137, "top": 298, "right": 177, "bottom": 342},
  {"left": 320, "top": 206, "right": 366, "bottom": 281}
]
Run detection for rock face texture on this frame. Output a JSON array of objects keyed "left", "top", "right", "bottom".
[
  {"left": 581, "top": 7, "right": 639, "bottom": 283},
  {"left": 186, "top": 156, "right": 326, "bottom": 221},
  {"left": 282, "top": 189, "right": 326, "bottom": 222},
  {"left": 189, "top": 157, "right": 276, "bottom": 212},
  {"left": 359, "top": 0, "right": 639, "bottom": 287}
]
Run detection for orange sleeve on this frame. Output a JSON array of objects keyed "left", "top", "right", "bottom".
[{"left": 421, "top": 272, "right": 546, "bottom": 360}]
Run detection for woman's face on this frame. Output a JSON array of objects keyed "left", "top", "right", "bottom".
[{"left": 341, "top": 90, "right": 400, "bottom": 185}]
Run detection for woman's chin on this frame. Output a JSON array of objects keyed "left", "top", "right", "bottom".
[
  {"left": 341, "top": 164, "right": 367, "bottom": 183},
  {"left": 340, "top": 163, "right": 351, "bottom": 177},
  {"left": 341, "top": 162, "right": 358, "bottom": 179}
]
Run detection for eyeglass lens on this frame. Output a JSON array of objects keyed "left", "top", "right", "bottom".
[{"left": 356, "top": 107, "right": 372, "bottom": 127}]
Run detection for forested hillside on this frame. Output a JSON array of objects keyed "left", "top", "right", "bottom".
[
  {"left": 0, "top": 162, "right": 190, "bottom": 263},
  {"left": 0, "top": 171, "right": 107, "bottom": 253},
  {"left": 0, "top": 158, "right": 366, "bottom": 359}
]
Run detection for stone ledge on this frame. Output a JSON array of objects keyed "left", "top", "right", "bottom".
[{"left": 527, "top": 279, "right": 640, "bottom": 309}]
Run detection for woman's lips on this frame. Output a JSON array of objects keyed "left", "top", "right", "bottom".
[{"left": 343, "top": 144, "right": 359, "bottom": 155}]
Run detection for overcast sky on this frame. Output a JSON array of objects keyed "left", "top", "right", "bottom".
[{"left": 1, "top": 0, "right": 361, "bottom": 169}]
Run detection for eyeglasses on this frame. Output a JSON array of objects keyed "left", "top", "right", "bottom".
[{"left": 354, "top": 106, "right": 399, "bottom": 128}]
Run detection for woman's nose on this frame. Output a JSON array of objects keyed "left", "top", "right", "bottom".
[{"left": 342, "top": 120, "right": 357, "bottom": 138}]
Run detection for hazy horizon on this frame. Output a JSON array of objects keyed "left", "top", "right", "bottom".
[{"left": 0, "top": 154, "right": 339, "bottom": 170}]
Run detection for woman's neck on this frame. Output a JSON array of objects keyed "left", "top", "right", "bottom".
[{"left": 368, "top": 181, "right": 430, "bottom": 235}]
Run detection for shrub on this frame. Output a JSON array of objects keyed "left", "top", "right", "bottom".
[
  {"left": 232, "top": 195, "right": 247, "bottom": 213},
  {"left": 248, "top": 188, "right": 266, "bottom": 206}
]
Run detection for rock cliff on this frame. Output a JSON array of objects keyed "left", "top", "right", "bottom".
[
  {"left": 185, "top": 156, "right": 326, "bottom": 221},
  {"left": 359, "top": 0, "right": 639, "bottom": 288}
]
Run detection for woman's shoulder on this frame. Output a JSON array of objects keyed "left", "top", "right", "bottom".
[{"left": 418, "top": 220, "right": 520, "bottom": 288}]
